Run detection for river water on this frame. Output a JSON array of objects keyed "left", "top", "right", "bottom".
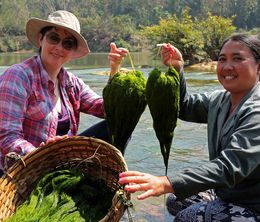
[{"left": 0, "top": 52, "right": 222, "bottom": 221}]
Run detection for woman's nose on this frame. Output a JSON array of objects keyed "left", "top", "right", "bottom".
[
  {"left": 54, "top": 40, "right": 64, "bottom": 50},
  {"left": 222, "top": 60, "right": 234, "bottom": 70}
]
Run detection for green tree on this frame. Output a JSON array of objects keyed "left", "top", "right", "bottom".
[
  {"left": 142, "top": 9, "right": 237, "bottom": 63},
  {"left": 200, "top": 0, "right": 258, "bottom": 29},
  {"left": 0, "top": 0, "right": 29, "bottom": 35},
  {"left": 142, "top": 8, "right": 204, "bottom": 64},
  {"left": 0, "top": 0, "right": 258, "bottom": 53},
  {"left": 198, "top": 13, "right": 236, "bottom": 60},
  {"left": 0, "top": 0, "right": 30, "bottom": 51},
  {"left": 231, "top": 0, "right": 258, "bottom": 29},
  {"left": 81, "top": 15, "right": 135, "bottom": 52},
  {"left": 107, "top": 0, "right": 168, "bottom": 26}
]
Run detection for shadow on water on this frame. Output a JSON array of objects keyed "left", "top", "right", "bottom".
[{"left": 0, "top": 52, "right": 222, "bottom": 222}]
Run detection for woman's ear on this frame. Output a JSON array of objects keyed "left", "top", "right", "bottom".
[{"left": 38, "top": 33, "right": 44, "bottom": 47}]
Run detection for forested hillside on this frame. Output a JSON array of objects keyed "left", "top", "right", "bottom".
[{"left": 0, "top": 0, "right": 259, "bottom": 63}]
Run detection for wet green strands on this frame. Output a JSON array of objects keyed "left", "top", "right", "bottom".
[
  {"left": 146, "top": 67, "right": 180, "bottom": 175},
  {"left": 5, "top": 169, "right": 115, "bottom": 222},
  {"left": 103, "top": 70, "right": 147, "bottom": 155}
]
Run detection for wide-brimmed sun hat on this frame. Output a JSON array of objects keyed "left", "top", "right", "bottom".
[{"left": 26, "top": 10, "right": 90, "bottom": 58}]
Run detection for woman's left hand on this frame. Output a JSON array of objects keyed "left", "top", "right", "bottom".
[
  {"left": 39, "top": 135, "right": 68, "bottom": 147},
  {"left": 119, "top": 171, "right": 174, "bottom": 200},
  {"left": 108, "top": 42, "right": 128, "bottom": 76},
  {"left": 161, "top": 43, "right": 184, "bottom": 72}
]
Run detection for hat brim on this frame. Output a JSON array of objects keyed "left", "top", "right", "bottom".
[{"left": 26, "top": 18, "right": 90, "bottom": 58}]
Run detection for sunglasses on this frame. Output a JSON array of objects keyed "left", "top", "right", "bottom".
[{"left": 45, "top": 32, "right": 77, "bottom": 51}]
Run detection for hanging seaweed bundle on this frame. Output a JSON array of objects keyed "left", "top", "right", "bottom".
[
  {"left": 146, "top": 67, "right": 180, "bottom": 175},
  {"left": 103, "top": 70, "right": 147, "bottom": 155}
]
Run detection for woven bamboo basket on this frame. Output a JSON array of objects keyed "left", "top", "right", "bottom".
[{"left": 0, "top": 136, "right": 130, "bottom": 222}]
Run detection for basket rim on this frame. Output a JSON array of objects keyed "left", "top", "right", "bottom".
[{"left": 5, "top": 136, "right": 128, "bottom": 176}]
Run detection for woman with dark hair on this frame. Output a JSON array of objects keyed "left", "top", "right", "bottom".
[
  {"left": 0, "top": 11, "right": 128, "bottom": 174},
  {"left": 119, "top": 33, "right": 260, "bottom": 221}
]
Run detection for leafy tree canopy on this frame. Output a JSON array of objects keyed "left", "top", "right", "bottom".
[{"left": 0, "top": 0, "right": 258, "bottom": 62}]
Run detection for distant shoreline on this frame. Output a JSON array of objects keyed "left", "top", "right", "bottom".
[
  {"left": 186, "top": 61, "right": 217, "bottom": 72},
  {"left": 12, "top": 49, "right": 35, "bottom": 54},
  {"left": 3, "top": 50, "right": 218, "bottom": 73}
]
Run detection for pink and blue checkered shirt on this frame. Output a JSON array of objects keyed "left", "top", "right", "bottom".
[{"left": 0, "top": 55, "right": 104, "bottom": 170}]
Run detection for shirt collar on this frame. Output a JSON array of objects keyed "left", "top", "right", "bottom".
[{"left": 36, "top": 55, "right": 68, "bottom": 87}]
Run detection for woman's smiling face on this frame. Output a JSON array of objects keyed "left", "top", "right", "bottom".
[
  {"left": 217, "top": 39, "right": 260, "bottom": 97},
  {"left": 39, "top": 27, "right": 76, "bottom": 72}
]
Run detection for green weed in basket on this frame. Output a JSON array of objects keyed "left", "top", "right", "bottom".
[{"left": 5, "top": 169, "right": 115, "bottom": 222}]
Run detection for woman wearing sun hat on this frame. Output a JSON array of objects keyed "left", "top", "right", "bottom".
[{"left": 0, "top": 10, "right": 128, "bottom": 174}]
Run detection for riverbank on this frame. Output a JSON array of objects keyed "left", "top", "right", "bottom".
[
  {"left": 186, "top": 61, "right": 217, "bottom": 72},
  {"left": 94, "top": 61, "right": 217, "bottom": 76},
  {"left": 0, "top": 51, "right": 217, "bottom": 74},
  {"left": 13, "top": 49, "right": 34, "bottom": 54}
]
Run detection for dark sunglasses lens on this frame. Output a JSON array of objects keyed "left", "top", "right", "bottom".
[
  {"left": 46, "top": 33, "right": 60, "bottom": 44},
  {"left": 46, "top": 32, "right": 76, "bottom": 50},
  {"left": 62, "top": 39, "right": 77, "bottom": 50}
]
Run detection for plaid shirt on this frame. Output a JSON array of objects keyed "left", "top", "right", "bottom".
[{"left": 0, "top": 56, "right": 104, "bottom": 170}]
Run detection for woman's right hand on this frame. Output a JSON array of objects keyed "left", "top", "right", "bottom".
[
  {"left": 161, "top": 43, "right": 184, "bottom": 72},
  {"left": 108, "top": 42, "right": 128, "bottom": 76},
  {"left": 119, "top": 171, "right": 174, "bottom": 200}
]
